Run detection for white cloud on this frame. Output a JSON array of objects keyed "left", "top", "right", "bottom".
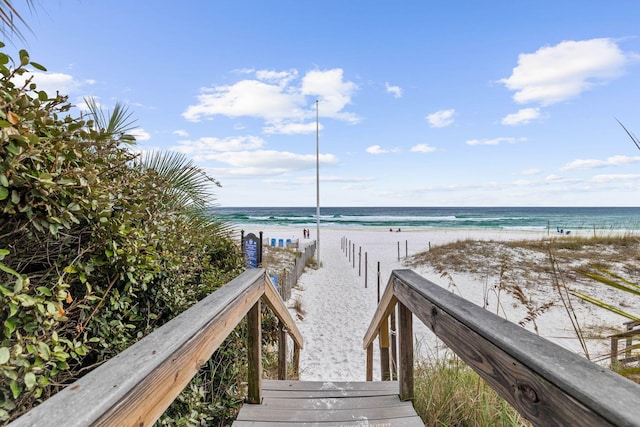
[
  {"left": 173, "top": 129, "right": 189, "bottom": 137},
  {"left": 130, "top": 128, "right": 151, "bottom": 141},
  {"left": 560, "top": 155, "right": 640, "bottom": 171},
  {"left": 591, "top": 174, "right": 640, "bottom": 183},
  {"left": 173, "top": 135, "right": 265, "bottom": 154},
  {"left": 203, "top": 149, "right": 339, "bottom": 177},
  {"left": 410, "top": 144, "right": 437, "bottom": 153},
  {"left": 183, "top": 68, "right": 359, "bottom": 133},
  {"left": 301, "top": 69, "right": 359, "bottom": 123},
  {"left": 521, "top": 168, "right": 542, "bottom": 176},
  {"left": 466, "top": 137, "right": 525, "bottom": 146},
  {"left": 263, "top": 121, "right": 322, "bottom": 135},
  {"left": 385, "top": 82, "right": 402, "bottom": 98},
  {"left": 426, "top": 109, "right": 455, "bottom": 128},
  {"left": 13, "top": 71, "right": 93, "bottom": 97},
  {"left": 500, "top": 38, "right": 629, "bottom": 105},
  {"left": 501, "top": 108, "right": 541, "bottom": 126},
  {"left": 366, "top": 145, "right": 387, "bottom": 154}
]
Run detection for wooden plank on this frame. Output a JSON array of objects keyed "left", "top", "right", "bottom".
[
  {"left": 379, "top": 317, "right": 390, "bottom": 381},
  {"left": 234, "top": 380, "right": 423, "bottom": 427},
  {"left": 10, "top": 269, "right": 266, "bottom": 427},
  {"left": 262, "top": 380, "right": 399, "bottom": 392},
  {"left": 398, "top": 301, "right": 413, "bottom": 402},
  {"left": 235, "top": 404, "right": 419, "bottom": 423},
  {"left": 260, "top": 395, "right": 410, "bottom": 410},
  {"left": 233, "top": 417, "right": 424, "bottom": 426},
  {"left": 247, "top": 300, "right": 262, "bottom": 404},
  {"left": 391, "top": 269, "right": 640, "bottom": 427}
]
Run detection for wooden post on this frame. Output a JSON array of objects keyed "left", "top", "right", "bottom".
[
  {"left": 397, "top": 241, "right": 400, "bottom": 261},
  {"left": 380, "top": 317, "right": 391, "bottom": 381},
  {"left": 365, "top": 252, "right": 368, "bottom": 288},
  {"left": 366, "top": 343, "right": 373, "bottom": 381},
  {"left": 405, "top": 240, "right": 408, "bottom": 258},
  {"left": 348, "top": 240, "right": 351, "bottom": 262},
  {"left": 247, "top": 301, "right": 262, "bottom": 404},
  {"left": 352, "top": 243, "right": 355, "bottom": 268},
  {"left": 377, "top": 262, "right": 381, "bottom": 303},
  {"left": 390, "top": 308, "right": 398, "bottom": 380},
  {"left": 398, "top": 302, "right": 413, "bottom": 402},
  {"left": 293, "top": 343, "right": 300, "bottom": 378},
  {"left": 358, "top": 247, "right": 361, "bottom": 276},
  {"left": 278, "top": 321, "right": 287, "bottom": 380}
]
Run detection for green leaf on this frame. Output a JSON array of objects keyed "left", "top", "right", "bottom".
[
  {"left": 0, "top": 187, "right": 7, "bottom": 200},
  {"left": 0, "top": 347, "right": 9, "bottom": 364},
  {"left": 4, "top": 319, "right": 16, "bottom": 336},
  {"left": 37, "top": 286, "right": 52, "bottom": 296},
  {"left": 10, "top": 380, "right": 21, "bottom": 399},
  {"left": 24, "top": 372, "right": 36, "bottom": 389},
  {"left": 0, "top": 174, "right": 8, "bottom": 187},
  {"left": 0, "top": 262, "right": 21, "bottom": 278},
  {"left": 0, "top": 249, "right": 9, "bottom": 260},
  {"left": 30, "top": 61, "right": 47, "bottom": 72},
  {"left": 18, "top": 50, "right": 29, "bottom": 66}
]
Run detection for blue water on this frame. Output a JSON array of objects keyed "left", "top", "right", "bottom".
[{"left": 214, "top": 207, "right": 640, "bottom": 231}]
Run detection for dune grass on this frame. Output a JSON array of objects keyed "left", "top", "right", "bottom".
[{"left": 412, "top": 352, "right": 530, "bottom": 426}]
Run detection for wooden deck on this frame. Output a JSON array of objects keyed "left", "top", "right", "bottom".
[{"left": 233, "top": 380, "right": 423, "bottom": 426}]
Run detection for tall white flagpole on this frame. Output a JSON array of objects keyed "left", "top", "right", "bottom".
[{"left": 315, "top": 100, "right": 320, "bottom": 267}]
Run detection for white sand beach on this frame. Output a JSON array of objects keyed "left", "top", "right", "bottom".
[{"left": 260, "top": 226, "right": 630, "bottom": 382}]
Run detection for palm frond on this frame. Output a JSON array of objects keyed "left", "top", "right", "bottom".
[
  {"left": 85, "top": 96, "right": 137, "bottom": 139},
  {"left": 571, "top": 290, "right": 640, "bottom": 323}
]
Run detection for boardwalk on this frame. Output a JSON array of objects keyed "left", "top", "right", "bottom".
[{"left": 233, "top": 380, "right": 423, "bottom": 426}]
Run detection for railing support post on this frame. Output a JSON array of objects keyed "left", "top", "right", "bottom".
[
  {"left": 278, "top": 320, "right": 287, "bottom": 380},
  {"left": 398, "top": 301, "right": 413, "bottom": 401},
  {"left": 379, "top": 317, "right": 391, "bottom": 381},
  {"left": 366, "top": 343, "right": 373, "bottom": 381},
  {"left": 247, "top": 301, "right": 262, "bottom": 404},
  {"left": 390, "top": 307, "right": 398, "bottom": 380},
  {"left": 293, "top": 343, "right": 300, "bottom": 377}
]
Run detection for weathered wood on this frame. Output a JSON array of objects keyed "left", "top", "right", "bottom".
[
  {"left": 398, "top": 301, "right": 413, "bottom": 402},
  {"left": 278, "top": 321, "right": 287, "bottom": 380},
  {"left": 293, "top": 343, "right": 300, "bottom": 377},
  {"left": 366, "top": 343, "right": 373, "bottom": 381},
  {"left": 379, "top": 316, "right": 391, "bottom": 381},
  {"left": 247, "top": 300, "right": 262, "bottom": 404},
  {"left": 363, "top": 275, "right": 397, "bottom": 349},
  {"left": 391, "top": 268, "right": 640, "bottom": 427},
  {"left": 10, "top": 269, "right": 304, "bottom": 427},
  {"left": 390, "top": 308, "right": 398, "bottom": 380},
  {"left": 233, "top": 380, "right": 423, "bottom": 426}
]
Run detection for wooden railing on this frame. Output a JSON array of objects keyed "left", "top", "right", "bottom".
[
  {"left": 10, "top": 269, "right": 303, "bottom": 426},
  {"left": 364, "top": 269, "right": 640, "bottom": 427}
]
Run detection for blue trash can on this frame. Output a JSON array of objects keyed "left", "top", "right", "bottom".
[
  {"left": 278, "top": 239, "right": 284, "bottom": 247},
  {"left": 271, "top": 238, "right": 276, "bottom": 247}
]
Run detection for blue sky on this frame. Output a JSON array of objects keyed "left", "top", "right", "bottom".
[{"left": 8, "top": 1, "right": 640, "bottom": 207}]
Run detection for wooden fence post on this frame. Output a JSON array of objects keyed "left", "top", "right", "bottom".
[
  {"left": 365, "top": 252, "right": 368, "bottom": 288},
  {"left": 366, "top": 343, "right": 373, "bottom": 381}
]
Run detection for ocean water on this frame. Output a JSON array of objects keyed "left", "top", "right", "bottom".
[{"left": 214, "top": 206, "right": 640, "bottom": 231}]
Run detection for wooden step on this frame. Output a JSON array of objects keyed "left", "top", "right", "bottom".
[{"left": 233, "top": 380, "right": 423, "bottom": 426}]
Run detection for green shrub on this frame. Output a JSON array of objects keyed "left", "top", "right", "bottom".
[{"left": 0, "top": 45, "right": 245, "bottom": 423}]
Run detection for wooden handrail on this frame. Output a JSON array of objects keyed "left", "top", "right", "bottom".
[
  {"left": 10, "top": 268, "right": 303, "bottom": 426},
  {"left": 364, "top": 269, "right": 640, "bottom": 427}
]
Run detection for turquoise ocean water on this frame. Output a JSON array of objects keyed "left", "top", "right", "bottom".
[{"left": 215, "top": 207, "right": 640, "bottom": 231}]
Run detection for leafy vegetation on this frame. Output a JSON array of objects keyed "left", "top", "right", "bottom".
[{"left": 0, "top": 45, "right": 249, "bottom": 423}]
